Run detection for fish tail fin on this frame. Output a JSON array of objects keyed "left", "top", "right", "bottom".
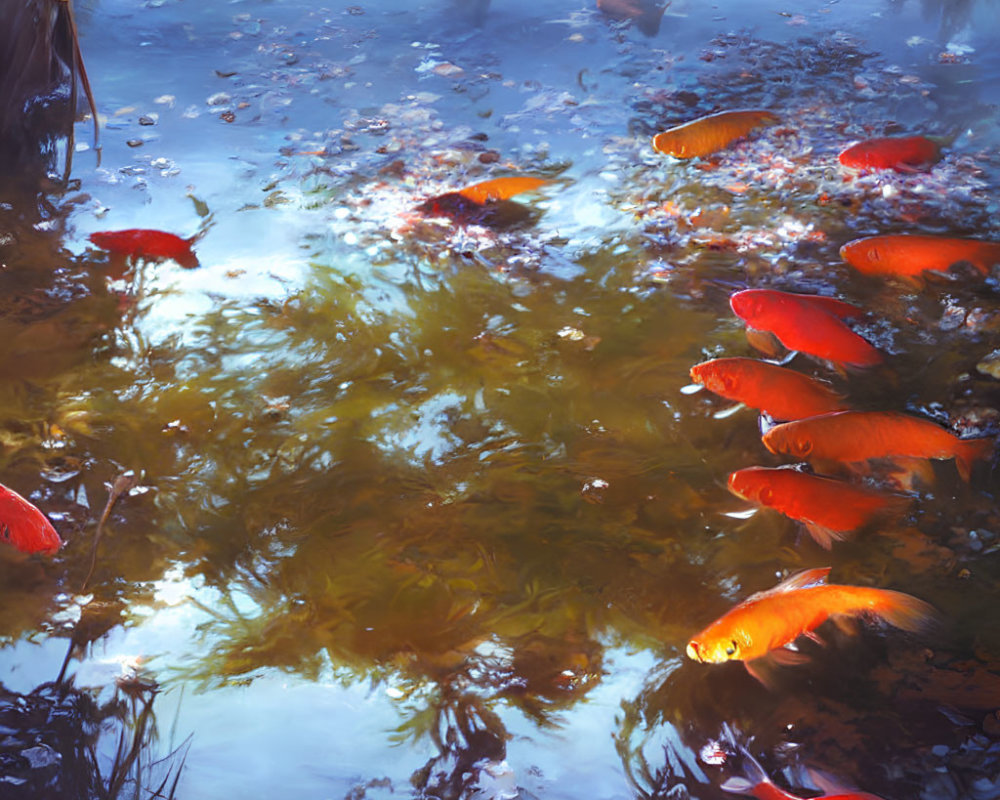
[
  {"left": 955, "top": 437, "right": 994, "bottom": 482},
  {"left": 635, "top": 3, "right": 667, "bottom": 36},
  {"left": 720, "top": 747, "right": 773, "bottom": 796},
  {"left": 926, "top": 133, "right": 957, "bottom": 149},
  {"left": 872, "top": 588, "right": 937, "bottom": 634}
]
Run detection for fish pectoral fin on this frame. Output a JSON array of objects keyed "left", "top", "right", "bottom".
[
  {"left": 720, "top": 777, "right": 755, "bottom": 794},
  {"left": 803, "top": 521, "right": 850, "bottom": 550},
  {"left": 723, "top": 506, "right": 759, "bottom": 520},
  {"left": 801, "top": 629, "right": 827, "bottom": 647},
  {"left": 743, "top": 658, "right": 781, "bottom": 690},
  {"left": 743, "top": 649, "right": 808, "bottom": 689},
  {"left": 894, "top": 162, "right": 933, "bottom": 174},
  {"left": 713, "top": 403, "right": 746, "bottom": 420},
  {"left": 769, "top": 646, "right": 811, "bottom": 666}
]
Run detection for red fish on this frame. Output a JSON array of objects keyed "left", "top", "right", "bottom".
[
  {"left": 762, "top": 410, "right": 994, "bottom": 482},
  {"left": 729, "top": 289, "right": 882, "bottom": 369},
  {"left": 837, "top": 135, "right": 942, "bottom": 173},
  {"left": 840, "top": 234, "right": 1000, "bottom": 283},
  {"left": 0, "top": 484, "right": 62, "bottom": 555},
  {"left": 89, "top": 229, "right": 199, "bottom": 269},
  {"left": 722, "top": 746, "right": 887, "bottom": 800},
  {"left": 727, "top": 466, "right": 910, "bottom": 549},
  {"left": 686, "top": 567, "right": 934, "bottom": 671},
  {"left": 415, "top": 176, "right": 547, "bottom": 226},
  {"left": 689, "top": 358, "right": 849, "bottom": 421},
  {"left": 652, "top": 109, "right": 779, "bottom": 159}
]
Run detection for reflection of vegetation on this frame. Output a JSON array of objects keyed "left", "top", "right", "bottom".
[
  {"left": 38, "top": 253, "right": 724, "bottom": 786},
  {"left": 0, "top": 674, "right": 187, "bottom": 799},
  {"left": 125, "top": 261, "right": 720, "bottom": 695},
  {"left": 409, "top": 693, "right": 509, "bottom": 800},
  {"left": 0, "top": 0, "right": 97, "bottom": 178}
]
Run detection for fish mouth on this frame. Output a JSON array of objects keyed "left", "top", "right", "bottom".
[{"left": 685, "top": 641, "right": 704, "bottom": 662}]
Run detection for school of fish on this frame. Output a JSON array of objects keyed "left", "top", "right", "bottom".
[{"left": 662, "top": 108, "right": 997, "bottom": 796}]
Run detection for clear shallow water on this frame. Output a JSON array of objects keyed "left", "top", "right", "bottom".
[{"left": 2, "top": 0, "right": 1000, "bottom": 798}]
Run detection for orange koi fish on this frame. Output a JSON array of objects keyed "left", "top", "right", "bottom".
[
  {"left": 840, "top": 234, "right": 1000, "bottom": 282},
  {"left": 686, "top": 566, "right": 933, "bottom": 667},
  {"left": 838, "top": 135, "right": 942, "bottom": 173},
  {"left": 415, "top": 176, "right": 547, "bottom": 225},
  {"left": 762, "top": 410, "right": 994, "bottom": 481},
  {"left": 729, "top": 289, "right": 881, "bottom": 369},
  {"left": 727, "top": 466, "right": 909, "bottom": 549},
  {"left": 596, "top": 0, "right": 668, "bottom": 36},
  {"left": 722, "top": 746, "right": 886, "bottom": 800},
  {"left": 89, "top": 229, "right": 199, "bottom": 269},
  {"left": 689, "top": 358, "right": 849, "bottom": 421},
  {"left": 0, "top": 484, "right": 63, "bottom": 555},
  {"left": 455, "top": 176, "right": 547, "bottom": 204},
  {"left": 652, "top": 109, "right": 779, "bottom": 159}
]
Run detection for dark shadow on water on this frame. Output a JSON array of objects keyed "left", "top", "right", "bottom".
[
  {"left": 888, "top": 0, "right": 995, "bottom": 38},
  {"left": 0, "top": 0, "right": 97, "bottom": 182},
  {"left": 0, "top": 675, "right": 188, "bottom": 799}
]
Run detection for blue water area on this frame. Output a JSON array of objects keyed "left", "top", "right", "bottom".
[{"left": 0, "top": 0, "right": 1000, "bottom": 798}]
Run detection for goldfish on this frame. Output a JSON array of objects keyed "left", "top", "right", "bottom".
[
  {"left": 0, "top": 483, "right": 63, "bottom": 555},
  {"left": 762, "top": 410, "right": 994, "bottom": 482},
  {"left": 837, "top": 135, "right": 943, "bottom": 173},
  {"left": 455, "top": 176, "right": 548, "bottom": 204},
  {"left": 729, "top": 289, "right": 881, "bottom": 369},
  {"left": 89, "top": 229, "right": 199, "bottom": 269},
  {"left": 686, "top": 566, "right": 933, "bottom": 668},
  {"left": 840, "top": 234, "right": 1000, "bottom": 282},
  {"left": 652, "top": 109, "right": 779, "bottom": 159},
  {"left": 722, "top": 745, "right": 887, "bottom": 800},
  {"left": 596, "top": 0, "right": 668, "bottom": 36},
  {"left": 415, "top": 176, "right": 547, "bottom": 226},
  {"left": 689, "top": 358, "right": 849, "bottom": 421},
  {"left": 727, "top": 466, "right": 910, "bottom": 549}
]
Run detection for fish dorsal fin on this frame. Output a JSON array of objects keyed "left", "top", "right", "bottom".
[
  {"left": 741, "top": 567, "right": 830, "bottom": 608},
  {"left": 770, "top": 566, "right": 831, "bottom": 594}
]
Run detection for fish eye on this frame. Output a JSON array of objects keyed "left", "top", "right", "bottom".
[{"left": 725, "top": 639, "right": 739, "bottom": 657}]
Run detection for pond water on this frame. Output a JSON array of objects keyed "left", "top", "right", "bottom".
[{"left": 3, "top": 0, "right": 1000, "bottom": 797}]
